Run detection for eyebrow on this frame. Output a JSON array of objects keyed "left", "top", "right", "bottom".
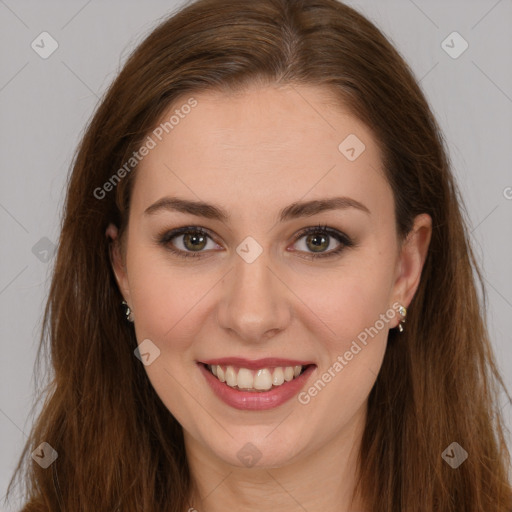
[{"left": 144, "top": 195, "right": 371, "bottom": 222}]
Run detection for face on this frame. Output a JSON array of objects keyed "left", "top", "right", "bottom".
[{"left": 109, "top": 83, "right": 431, "bottom": 470}]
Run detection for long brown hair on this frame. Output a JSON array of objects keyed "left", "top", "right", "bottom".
[{"left": 6, "top": 0, "right": 512, "bottom": 510}]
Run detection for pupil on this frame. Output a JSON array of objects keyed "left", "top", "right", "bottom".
[
  {"left": 308, "top": 234, "right": 328, "bottom": 252},
  {"left": 185, "top": 232, "right": 206, "bottom": 251}
]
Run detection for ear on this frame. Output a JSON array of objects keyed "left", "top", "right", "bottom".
[
  {"left": 106, "top": 223, "right": 131, "bottom": 303},
  {"left": 391, "top": 213, "right": 432, "bottom": 327}
]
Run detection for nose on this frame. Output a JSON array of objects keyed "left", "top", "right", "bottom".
[{"left": 216, "top": 249, "right": 292, "bottom": 345}]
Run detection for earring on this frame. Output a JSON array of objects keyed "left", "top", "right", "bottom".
[
  {"left": 397, "top": 305, "right": 407, "bottom": 332},
  {"left": 121, "top": 300, "right": 134, "bottom": 323}
]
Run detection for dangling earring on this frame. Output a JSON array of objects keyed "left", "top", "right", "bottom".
[
  {"left": 121, "top": 300, "right": 134, "bottom": 322},
  {"left": 397, "top": 305, "right": 407, "bottom": 332}
]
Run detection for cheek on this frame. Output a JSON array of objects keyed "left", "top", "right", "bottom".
[
  {"left": 126, "top": 251, "right": 210, "bottom": 423},
  {"left": 296, "top": 272, "right": 392, "bottom": 425},
  {"left": 293, "top": 250, "right": 395, "bottom": 417},
  {"left": 293, "top": 249, "right": 396, "bottom": 351},
  {"left": 127, "top": 249, "right": 205, "bottom": 353},
  {"left": 127, "top": 233, "right": 396, "bottom": 352}
]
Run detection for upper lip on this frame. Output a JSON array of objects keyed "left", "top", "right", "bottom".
[{"left": 199, "top": 357, "right": 315, "bottom": 370}]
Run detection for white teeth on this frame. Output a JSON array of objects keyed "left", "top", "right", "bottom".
[
  {"left": 284, "top": 367, "right": 294, "bottom": 382},
  {"left": 225, "top": 366, "right": 237, "bottom": 387},
  {"left": 253, "top": 369, "right": 272, "bottom": 391},
  {"left": 207, "top": 364, "right": 306, "bottom": 391},
  {"left": 237, "top": 368, "right": 253, "bottom": 390},
  {"left": 272, "top": 367, "right": 284, "bottom": 386}
]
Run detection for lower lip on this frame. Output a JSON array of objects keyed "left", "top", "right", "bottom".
[{"left": 198, "top": 362, "right": 316, "bottom": 411}]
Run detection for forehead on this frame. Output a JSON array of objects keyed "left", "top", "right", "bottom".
[{"left": 131, "top": 83, "right": 393, "bottom": 223}]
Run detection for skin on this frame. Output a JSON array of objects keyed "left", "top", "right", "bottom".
[{"left": 107, "top": 83, "right": 432, "bottom": 512}]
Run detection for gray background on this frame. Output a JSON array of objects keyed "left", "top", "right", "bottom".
[{"left": 1, "top": 0, "right": 511, "bottom": 508}]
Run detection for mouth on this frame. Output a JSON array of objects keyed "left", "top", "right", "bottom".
[
  {"left": 203, "top": 362, "right": 310, "bottom": 392},
  {"left": 197, "top": 358, "right": 317, "bottom": 410}
]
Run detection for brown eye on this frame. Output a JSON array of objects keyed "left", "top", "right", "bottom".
[
  {"left": 158, "top": 227, "right": 218, "bottom": 259},
  {"left": 291, "top": 225, "right": 354, "bottom": 259},
  {"left": 181, "top": 231, "right": 208, "bottom": 252},
  {"left": 157, "top": 224, "right": 354, "bottom": 260},
  {"left": 304, "top": 233, "right": 330, "bottom": 253}
]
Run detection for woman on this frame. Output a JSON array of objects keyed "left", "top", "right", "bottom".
[{"left": 6, "top": 0, "right": 512, "bottom": 510}]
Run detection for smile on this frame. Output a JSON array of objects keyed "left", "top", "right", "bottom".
[
  {"left": 207, "top": 363, "right": 306, "bottom": 391},
  {"left": 197, "top": 358, "right": 317, "bottom": 410}
]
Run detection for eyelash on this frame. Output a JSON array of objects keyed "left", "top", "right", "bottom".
[{"left": 156, "top": 224, "right": 354, "bottom": 260}]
